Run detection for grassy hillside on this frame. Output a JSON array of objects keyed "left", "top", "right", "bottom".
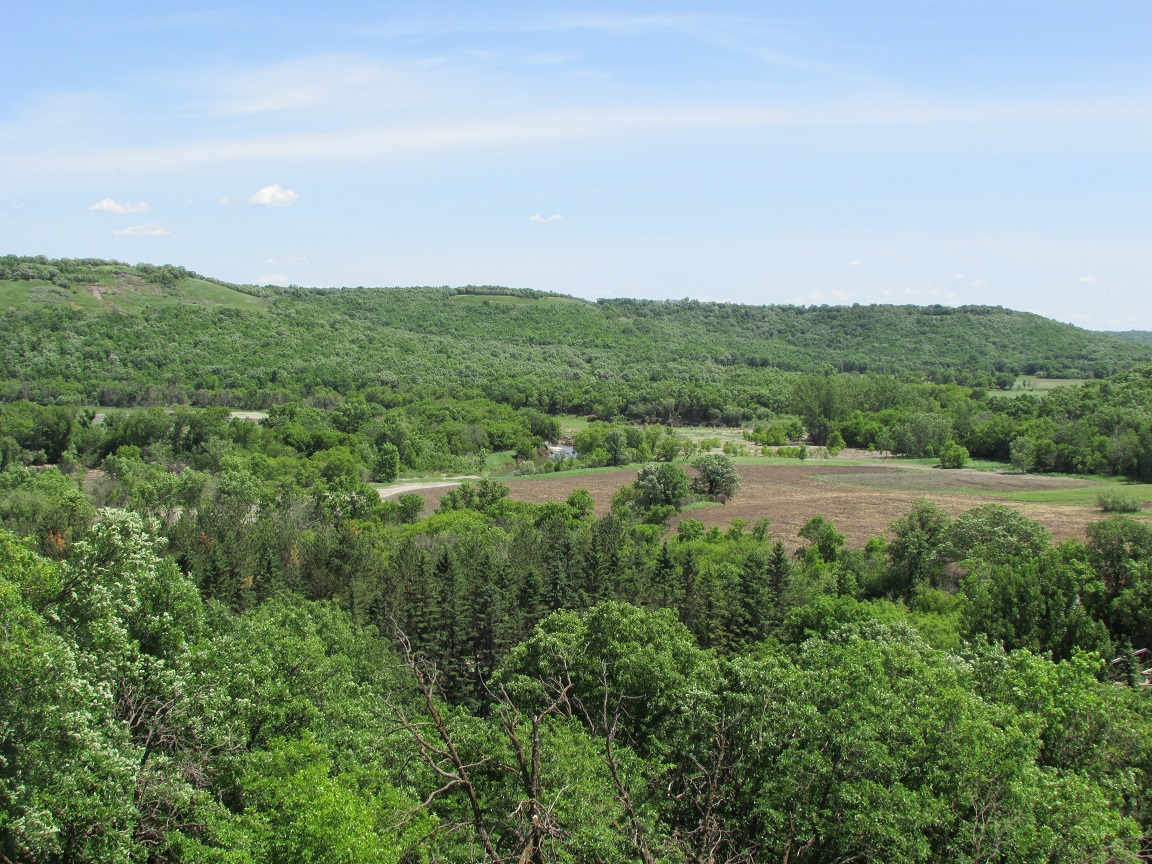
[{"left": 0, "top": 256, "right": 268, "bottom": 314}]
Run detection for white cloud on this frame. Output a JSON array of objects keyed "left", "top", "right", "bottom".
[
  {"left": 259, "top": 274, "right": 289, "bottom": 284},
  {"left": 8, "top": 203, "right": 24, "bottom": 211},
  {"left": 249, "top": 183, "right": 298, "bottom": 207},
  {"left": 530, "top": 213, "right": 563, "bottom": 223},
  {"left": 88, "top": 198, "right": 150, "bottom": 214},
  {"left": 968, "top": 278, "right": 988, "bottom": 288},
  {"left": 218, "top": 198, "right": 231, "bottom": 205},
  {"left": 1080, "top": 275, "right": 1097, "bottom": 283},
  {"left": 112, "top": 223, "right": 170, "bottom": 237},
  {"left": 847, "top": 259, "right": 862, "bottom": 266},
  {"left": 265, "top": 256, "right": 310, "bottom": 266}
]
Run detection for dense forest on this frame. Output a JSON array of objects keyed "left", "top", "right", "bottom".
[
  {"left": 4, "top": 256, "right": 1151, "bottom": 419},
  {"left": 5, "top": 459, "right": 1152, "bottom": 862},
  {"left": 2, "top": 255, "right": 1152, "bottom": 862}
]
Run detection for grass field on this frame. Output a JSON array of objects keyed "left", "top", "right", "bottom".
[
  {"left": 987, "top": 377, "right": 1089, "bottom": 398},
  {"left": 555, "top": 415, "right": 591, "bottom": 436}
]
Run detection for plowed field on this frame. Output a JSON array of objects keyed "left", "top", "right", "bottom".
[{"left": 382, "top": 462, "right": 1150, "bottom": 548}]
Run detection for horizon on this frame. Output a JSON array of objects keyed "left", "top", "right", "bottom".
[{"left": 4, "top": 1, "right": 1150, "bottom": 328}]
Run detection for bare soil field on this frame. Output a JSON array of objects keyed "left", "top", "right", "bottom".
[{"left": 387, "top": 462, "right": 1150, "bottom": 548}]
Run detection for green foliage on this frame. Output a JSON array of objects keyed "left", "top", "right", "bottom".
[
  {"left": 633, "top": 461, "right": 690, "bottom": 510},
  {"left": 1011, "top": 435, "right": 1037, "bottom": 472},
  {"left": 235, "top": 735, "right": 420, "bottom": 864},
  {"left": 938, "top": 440, "right": 969, "bottom": 468},
  {"left": 947, "top": 504, "right": 1052, "bottom": 565},
  {"left": 1097, "top": 488, "right": 1143, "bottom": 513},
  {"left": 798, "top": 514, "right": 845, "bottom": 563},
  {"left": 889, "top": 411, "right": 953, "bottom": 457},
  {"left": 886, "top": 498, "right": 952, "bottom": 596},
  {"left": 689, "top": 453, "right": 741, "bottom": 500}
]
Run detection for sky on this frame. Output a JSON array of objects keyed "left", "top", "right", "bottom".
[{"left": 2, "top": 1, "right": 1151, "bottom": 329}]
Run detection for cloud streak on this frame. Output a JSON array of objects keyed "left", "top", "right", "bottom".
[
  {"left": 88, "top": 198, "right": 150, "bottom": 214},
  {"left": 530, "top": 214, "right": 563, "bottom": 223},
  {"left": 112, "top": 223, "right": 170, "bottom": 236},
  {"left": 11, "top": 94, "right": 1152, "bottom": 176}
]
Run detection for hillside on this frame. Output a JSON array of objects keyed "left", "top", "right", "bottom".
[
  {"left": 1, "top": 255, "right": 1149, "bottom": 413},
  {"left": 1104, "top": 330, "right": 1152, "bottom": 346}
]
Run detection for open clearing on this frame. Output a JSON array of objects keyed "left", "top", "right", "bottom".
[{"left": 384, "top": 461, "right": 1152, "bottom": 548}]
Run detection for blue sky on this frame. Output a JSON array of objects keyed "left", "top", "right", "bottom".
[{"left": 3, "top": 1, "right": 1151, "bottom": 328}]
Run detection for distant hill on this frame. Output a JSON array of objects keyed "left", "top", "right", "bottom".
[
  {"left": 2, "top": 255, "right": 1150, "bottom": 411},
  {"left": 1103, "top": 330, "right": 1152, "bottom": 346}
]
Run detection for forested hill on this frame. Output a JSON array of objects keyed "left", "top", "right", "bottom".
[
  {"left": 1105, "top": 330, "right": 1152, "bottom": 346},
  {"left": 2, "top": 255, "right": 1149, "bottom": 412}
]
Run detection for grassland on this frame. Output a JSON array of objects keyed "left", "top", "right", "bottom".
[{"left": 0, "top": 276, "right": 267, "bottom": 314}]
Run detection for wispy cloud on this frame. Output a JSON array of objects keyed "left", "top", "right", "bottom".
[
  {"left": 530, "top": 214, "right": 563, "bottom": 223},
  {"left": 847, "top": 259, "right": 862, "bottom": 266},
  {"left": 88, "top": 198, "right": 150, "bottom": 214},
  {"left": 113, "top": 223, "right": 170, "bottom": 236},
  {"left": 1079, "top": 275, "right": 1097, "bottom": 283},
  {"left": 13, "top": 93, "right": 1151, "bottom": 177},
  {"left": 249, "top": 184, "right": 298, "bottom": 206}
]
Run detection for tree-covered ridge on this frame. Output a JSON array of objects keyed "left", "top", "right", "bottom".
[
  {"left": 2, "top": 256, "right": 1150, "bottom": 415},
  {"left": 1106, "top": 330, "right": 1152, "bottom": 347}
]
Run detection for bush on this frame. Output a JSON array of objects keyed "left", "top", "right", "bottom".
[
  {"left": 939, "top": 441, "right": 969, "bottom": 469},
  {"left": 1096, "top": 489, "right": 1143, "bottom": 513}
]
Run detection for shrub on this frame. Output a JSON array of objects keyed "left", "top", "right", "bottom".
[
  {"left": 1096, "top": 489, "right": 1143, "bottom": 513},
  {"left": 939, "top": 441, "right": 969, "bottom": 469}
]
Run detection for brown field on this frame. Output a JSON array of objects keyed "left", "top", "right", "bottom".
[{"left": 384, "top": 462, "right": 1152, "bottom": 548}]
